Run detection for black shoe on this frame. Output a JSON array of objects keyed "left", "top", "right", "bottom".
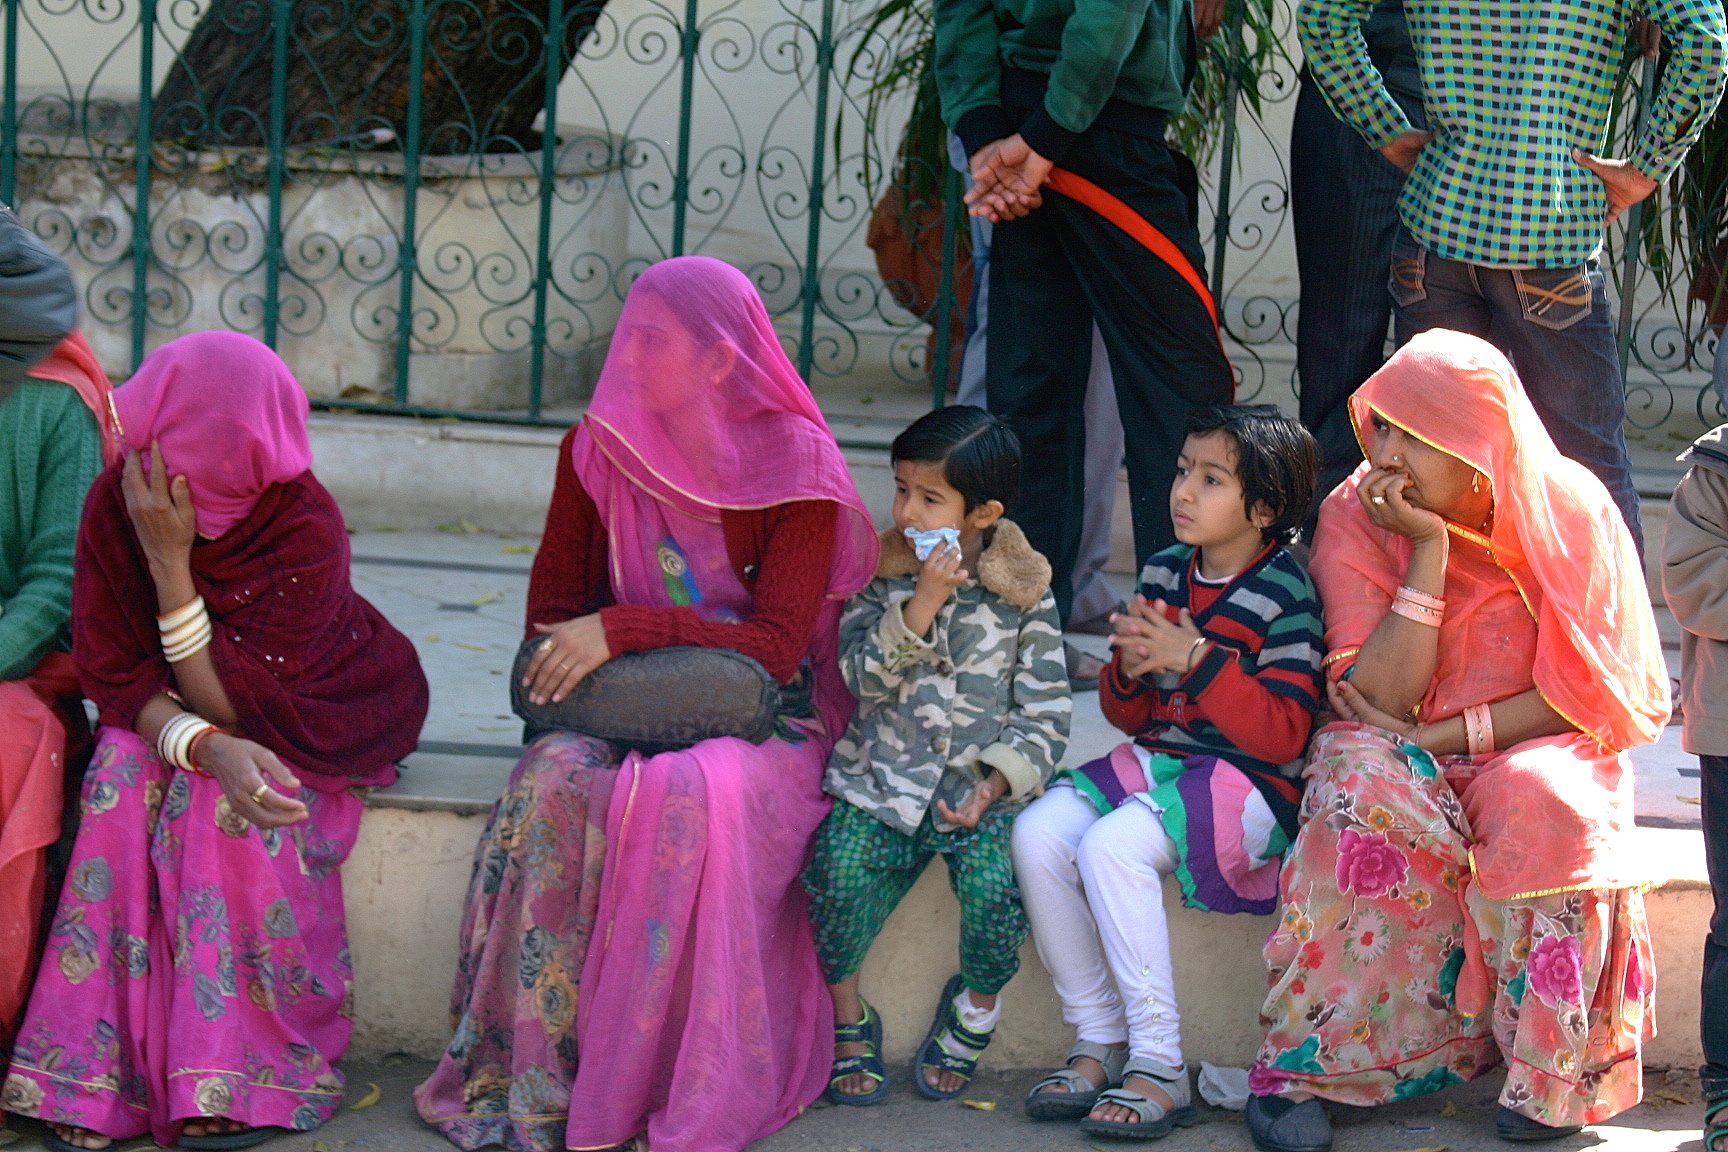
[
  {"left": 1246, "top": 1094, "right": 1333, "bottom": 1152},
  {"left": 1495, "top": 1106, "right": 1583, "bottom": 1142}
]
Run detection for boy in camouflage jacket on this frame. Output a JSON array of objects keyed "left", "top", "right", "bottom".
[{"left": 804, "top": 406, "right": 1071, "bottom": 1107}]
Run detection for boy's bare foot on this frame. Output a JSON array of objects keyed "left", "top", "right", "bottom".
[
  {"left": 48, "top": 1124, "right": 114, "bottom": 1150},
  {"left": 831, "top": 1013, "right": 877, "bottom": 1098}
]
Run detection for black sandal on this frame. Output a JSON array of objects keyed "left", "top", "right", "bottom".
[
  {"left": 913, "top": 975, "right": 994, "bottom": 1101},
  {"left": 825, "top": 999, "right": 889, "bottom": 1105}
]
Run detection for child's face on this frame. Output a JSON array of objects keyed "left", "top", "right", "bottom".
[
  {"left": 893, "top": 459, "right": 970, "bottom": 535},
  {"left": 1169, "top": 432, "right": 1270, "bottom": 550}
]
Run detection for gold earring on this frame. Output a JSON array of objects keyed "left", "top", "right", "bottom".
[{"left": 1472, "top": 472, "right": 1482, "bottom": 494}]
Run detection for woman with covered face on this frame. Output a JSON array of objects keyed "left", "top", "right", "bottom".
[
  {"left": 2, "top": 331, "right": 428, "bottom": 1152},
  {"left": 413, "top": 257, "right": 877, "bottom": 1152},
  {"left": 1246, "top": 330, "right": 1669, "bottom": 1152}
]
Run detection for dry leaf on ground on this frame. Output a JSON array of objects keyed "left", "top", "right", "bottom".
[
  {"left": 960, "top": 1099, "right": 997, "bottom": 1110},
  {"left": 349, "top": 1082, "right": 383, "bottom": 1110}
]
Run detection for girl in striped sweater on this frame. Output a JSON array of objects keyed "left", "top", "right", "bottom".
[{"left": 1012, "top": 405, "right": 1325, "bottom": 1141}]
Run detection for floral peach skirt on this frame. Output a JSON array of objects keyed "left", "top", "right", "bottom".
[
  {"left": 1249, "top": 724, "right": 1654, "bottom": 1127},
  {"left": 1, "top": 727, "right": 361, "bottom": 1145}
]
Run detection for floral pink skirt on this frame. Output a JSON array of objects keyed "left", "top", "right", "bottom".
[
  {"left": 1250, "top": 724, "right": 1654, "bottom": 1127},
  {"left": 0, "top": 727, "right": 362, "bottom": 1145}
]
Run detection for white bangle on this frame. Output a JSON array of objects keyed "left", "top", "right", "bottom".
[
  {"left": 164, "top": 618, "right": 213, "bottom": 663},
  {"left": 158, "top": 596, "right": 214, "bottom": 663},
  {"left": 156, "top": 711, "right": 217, "bottom": 773},
  {"left": 157, "top": 595, "right": 205, "bottom": 632}
]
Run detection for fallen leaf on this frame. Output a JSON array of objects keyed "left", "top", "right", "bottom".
[
  {"left": 1681, "top": 796, "right": 1702, "bottom": 806},
  {"left": 424, "top": 633, "right": 440, "bottom": 643},
  {"left": 1654, "top": 1089, "right": 1693, "bottom": 1105},
  {"left": 349, "top": 1082, "right": 383, "bottom": 1110},
  {"left": 436, "top": 520, "right": 481, "bottom": 534},
  {"left": 501, "top": 544, "right": 537, "bottom": 554},
  {"left": 1439, "top": 1102, "right": 1459, "bottom": 1117},
  {"left": 959, "top": 1099, "right": 996, "bottom": 1111},
  {"left": 314, "top": 1142, "right": 331, "bottom": 1152},
  {"left": 473, "top": 591, "right": 503, "bottom": 607},
  {"left": 455, "top": 643, "right": 488, "bottom": 652}
]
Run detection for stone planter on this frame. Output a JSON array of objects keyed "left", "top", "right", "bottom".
[{"left": 16, "top": 122, "right": 630, "bottom": 409}]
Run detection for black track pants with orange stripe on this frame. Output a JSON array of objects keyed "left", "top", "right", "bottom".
[{"left": 986, "top": 124, "right": 1234, "bottom": 621}]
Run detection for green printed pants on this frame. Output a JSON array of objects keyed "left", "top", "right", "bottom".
[{"left": 803, "top": 800, "right": 1028, "bottom": 995}]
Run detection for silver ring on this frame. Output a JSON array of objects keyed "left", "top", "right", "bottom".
[{"left": 1370, "top": 495, "right": 1386, "bottom": 505}]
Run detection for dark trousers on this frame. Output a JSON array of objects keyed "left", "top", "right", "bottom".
[
  {"left": 1390, "top": 232, "right": 1644, "bottom": 550},
  {"left": 1704, "top": 754, "right": 1728, "bottom": 1100},
  {"left": 988, "top": 125, "right": 1234, "bottom": 619},
  {"left": 1290, "top": 72, "right": 1421, "bottom": 522}
]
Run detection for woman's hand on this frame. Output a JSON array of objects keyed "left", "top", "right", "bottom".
[
  {"left": 193, "top": 731, "right": 310, "bottom": 827},
  {"left": 936, "top": 770, "right": 1008, "bottom": 829},
  {"left": 1109, "top": 596, "right": 1209, "bottom": 679},
  {"left": 1356, "top": 465, "right": 1446, "bottom": 544},
  {"left": 524, "top": 614, "right": 612, "bottom": 705},
  {"left": 1327, "top": 677, "right": 1417, "bottom": 743},
  {"left": 122, "top": 443, "right": 198, "bottom": 578}
]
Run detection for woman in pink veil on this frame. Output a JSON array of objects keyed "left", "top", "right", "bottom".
[{"left": 414, "top": 257, "right": 877, "bottom": 1152}]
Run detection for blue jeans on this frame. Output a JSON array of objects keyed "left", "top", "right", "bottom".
[{"left": 1389, "top": 228, "right": 1643, "bottom": 549}]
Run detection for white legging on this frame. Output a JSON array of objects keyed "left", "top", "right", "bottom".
[{"left": 1011, "top": 784, "right": 1183, "bottom": 1067}]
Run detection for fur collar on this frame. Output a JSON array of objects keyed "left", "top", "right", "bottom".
[{"left": 874, "top": 519, "right": 1051, "bottom": 611}]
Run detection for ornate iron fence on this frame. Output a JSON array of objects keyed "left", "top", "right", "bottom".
[{"left": 1, "top": 0, "right": 1721, "bottom": 432}]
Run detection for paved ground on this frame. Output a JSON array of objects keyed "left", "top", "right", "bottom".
[{"left": 1, "top": 1060, "right": 1714, "bottom": 1152}]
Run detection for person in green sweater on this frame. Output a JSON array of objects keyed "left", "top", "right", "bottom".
[
  {"left": 0, "top": 204, "right": 115, "bottom": 1059},
  {"left": 935, "top": 0, "right": 1235, "bottom": 626}
]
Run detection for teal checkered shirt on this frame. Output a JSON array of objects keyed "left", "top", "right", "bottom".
[{"left": 1298, "top": 0, "right": 1728, "bottom": 268}]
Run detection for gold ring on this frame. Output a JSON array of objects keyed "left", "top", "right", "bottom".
[
  {"left": 251, "top": 783, "right": 271, "bottom": 804},
  {"left": 1370, "top": 495, "right": 1386, "bottom": 505},
  {"left": 540, "top": 637, "right": 555, "bottom": 652}
]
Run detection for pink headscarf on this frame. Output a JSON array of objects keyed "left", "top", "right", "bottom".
[
  {"left": 574, "top": 256, "right": 877, "bottom": 601},
  {"left": 113, "top": 331, "right": 314, "bottom": 539}
]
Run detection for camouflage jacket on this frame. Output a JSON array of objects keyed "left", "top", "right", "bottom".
[{"left": 825, "top": 520, "right": 1071, "bottom": 835}]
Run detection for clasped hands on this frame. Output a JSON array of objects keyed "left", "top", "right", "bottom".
[{"left": 1108, "top": 594, "right": 1211, "bottom": 680}]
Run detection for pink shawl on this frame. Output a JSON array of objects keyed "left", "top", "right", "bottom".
[
  {"left": 112, "top": 332, "right": 313, "bottom": 539},
  {"left": 572, "top": 255, "right": 877, "bottom": 736},
  {"left": 563, "top": 257, "right": 875, "bottom": 1151}
]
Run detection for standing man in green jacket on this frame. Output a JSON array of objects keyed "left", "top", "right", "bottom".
[{"left": 936, "top": 0, "right": 1235, "bottom": 622}]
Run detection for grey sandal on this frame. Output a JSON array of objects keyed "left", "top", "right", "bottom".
[
  {"left": 1025, "top": 1040, "right": 1130, "bottom": 1121},
  {"left": 1079, "top": 1058, "right": 1199, "bottom": 1141}
]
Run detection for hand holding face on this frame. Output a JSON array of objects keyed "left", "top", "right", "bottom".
[
  {"left": 1356, "top": 466, "right": 1446, "bottom": 543},
  {"left": 122, "top": 443, "right": 198, "bottom": 573},
  {"left": 910, "top": 540, "right": 968, "bottom": 611}
]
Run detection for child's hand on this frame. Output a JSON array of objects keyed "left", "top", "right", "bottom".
[
  {"left": 1109, "top": 596, "right": 1210, "bottom": 677},
  {"left": 936, "top": 770, "right": 1008, "bottom": 829},
  {"left": 903, "top": 541, "right": 968, "bottom": 637}
]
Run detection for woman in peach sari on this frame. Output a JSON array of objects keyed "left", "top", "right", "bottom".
[{"left": 1246, "top": 331, "right": 1668, "bottom": 1151}]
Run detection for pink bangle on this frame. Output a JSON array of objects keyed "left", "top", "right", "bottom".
[
  {"left": 1464, "top": 704, "right": 1496, "bottom": 756},
  {"left": 1396, "top": 585, "right": 1445, "bottom": 613},
  {"left": 1388, "top": 596, "right": 1441, "bottom": 627}
]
